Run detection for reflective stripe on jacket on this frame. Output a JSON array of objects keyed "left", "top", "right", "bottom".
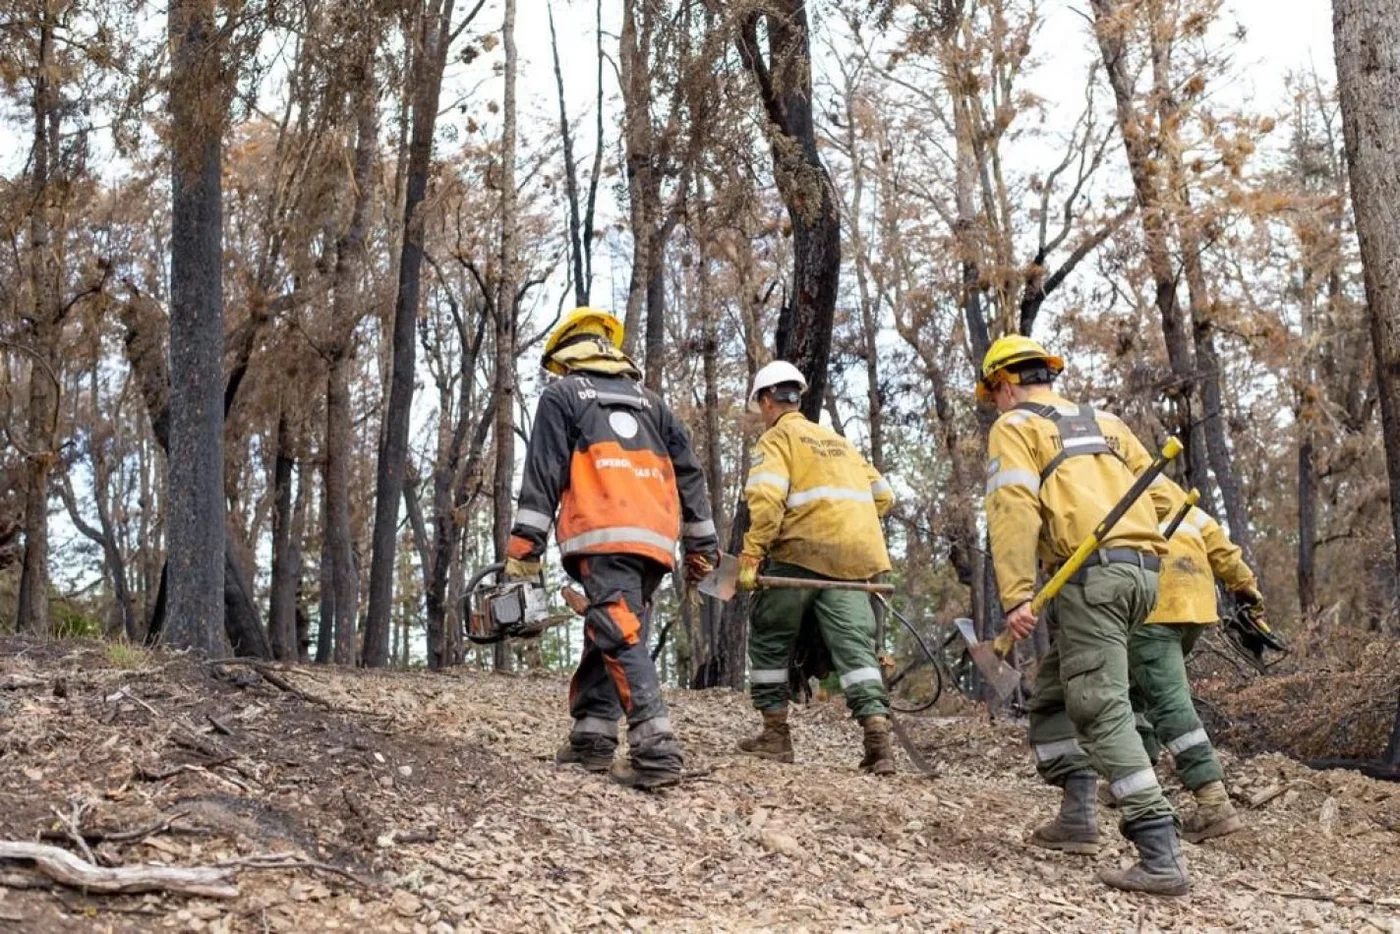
[
  {"left": 507, "top": 371, "right": 718, "bottom": 571},
  {"left": 1148, "top": 477, "right": 1256, "bottom": 624},
  {"left": 742, "top": 412, "right": 893, "bottom": 580},
  {"left": 985, "top": 388, "right": 1170, "bottom": 611}
]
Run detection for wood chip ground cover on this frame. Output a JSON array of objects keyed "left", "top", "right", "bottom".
[{"left": 0, "top": 640, "right": 1397, "bottom": 932}]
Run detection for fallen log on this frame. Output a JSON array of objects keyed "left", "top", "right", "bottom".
[{"left": 0, "top": 841, "right": 237, "bottom": 898}]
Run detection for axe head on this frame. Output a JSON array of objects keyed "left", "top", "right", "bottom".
[
  {"left": 698, "top": 553, "right": 740, "bottom": 602},
  {"left": 953, "top": 616, "right": 1022, "bottom": 701}
]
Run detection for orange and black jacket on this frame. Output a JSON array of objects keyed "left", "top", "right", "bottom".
[{"left": 507, "top": 371, "right": 718, "bottom": 572}]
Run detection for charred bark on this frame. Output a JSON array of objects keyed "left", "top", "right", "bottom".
[
  {"left": 165, "top": 0, "right": 228, "bottom": 655},
  {"left": 1334, "top": 0, "right": 1400, "bottom": 766},
  {"left": 268, "top": 410, "right": 300, "bottom": 661},
  {"left": 489, "top": 0, "right": 520, "bottom": 673},
  {"left": 363, "top": 0, "right": 460, "bottom": 667},
  {"left": 737, "top": 0, "right": 842, "bottom": 415}
]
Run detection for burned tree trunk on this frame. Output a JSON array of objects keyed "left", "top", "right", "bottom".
[
  {"left": 364, "top": 0, "right": 459, "bottom": 667},
  {"left": 1333, "top": 0, "right": 1400, "bottom": 766},
  {"left": 165, "top": 0, "right": 228, "bottom": 655},
  {"left": 735, "top": 2, "right": 840, "bottom": 417},
  {"left": 268, "top": 410, "right": 299, "bottom": 661},
  {"left": 695, "top": 0, "right": 842, "bottom": 690},
  {"left": 489, "top": 0, "right": 520, "bottom": 673},
  {"left": 1090, "top": 0, "right": 1215, "bottom": 500}
]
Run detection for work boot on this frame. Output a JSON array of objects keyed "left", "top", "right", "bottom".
[
  {"left": 858, "top": 715, "right": 896, "bottom": 776},
  {"left": 1098, "top": 816, "right": 1191, "bottom": 896},
  {"left": 1030, "top": 771, "right": 1101, "bottom": 855},
  {"left": 1181, "top": 780, "right": 1244, "bottom": 843},
  {"left": 738, "top": 709, "right": 794, "bottom": 764},
  {"left": 612, "top": 718, "right": 684, "bottom": 790},
  {"left": 554, "top": 732, "right": 617, "bottom": 773}
]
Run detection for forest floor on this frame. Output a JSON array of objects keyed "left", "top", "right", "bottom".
[{"left": 1, "top": 639, "right": 1399, "bottom": 933}]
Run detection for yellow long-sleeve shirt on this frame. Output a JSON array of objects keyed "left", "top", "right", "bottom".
[
  {"left": 985, "top": 388, "right": 1170, "bottom": 611},
  {"left": 1148, "top": 477, "right": 1257, "bottom": 624},
  {"left": 742, "top": 412, "right": 893, "bottom": 580}
]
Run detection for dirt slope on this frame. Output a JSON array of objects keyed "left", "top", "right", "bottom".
[{"left": 1, "top": 640, "right": 1398, "bottom": 933}]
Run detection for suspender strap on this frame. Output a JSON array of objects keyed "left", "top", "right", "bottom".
[{"left": 1014, "top": 402, "right": 1118, "bottom": 483}]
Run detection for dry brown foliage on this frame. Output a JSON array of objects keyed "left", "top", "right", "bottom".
[{"left": 1, "top": 637, "right": 1398, "bottom": 931}]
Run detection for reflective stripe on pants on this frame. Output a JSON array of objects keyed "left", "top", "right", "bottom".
[{"left": 1128, "top": 622, "right": 1224, "bottom": 790}]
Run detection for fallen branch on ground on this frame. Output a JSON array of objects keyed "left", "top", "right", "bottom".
[
  {"left": 0, "top": 841, "right": 237, "bottom": 898},
  {"left": 0, "top": 674, "right": 44, "bottom": 690},
  {"left": 49, "top": 801, "right": 97, "bottom": 866},
  {"left": 1227, "top": 876, "right": 1400, "bottom": 908},
  {"left": 215, "top": 851, "right": 377, "bottom": 890},
  {"left": 206, "top": 659, "right": 330, "bottom": 706},
  {"left": 39, "top": 810, "right": 192, "bottom": 847},
  {"left": 205, "top": 660, "right": 377, "bottom": 714}
]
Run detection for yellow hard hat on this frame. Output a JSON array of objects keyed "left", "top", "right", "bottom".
[
  {"left": 542, "top": 307, "right": 624, "bottom": 375},
  {"left": 977, "top": 335, "right": 1064, "bottom": 401}
]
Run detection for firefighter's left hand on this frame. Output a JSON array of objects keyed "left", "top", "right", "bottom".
[
  {"left": 1233, "top": 583, "right": 1267, "bottom": 624},
  {"left": 683, "top": 551, "right": 715, "bottom": 585},
  {"left": 504, "top": 556, "right": 541, "bottom": 581}
]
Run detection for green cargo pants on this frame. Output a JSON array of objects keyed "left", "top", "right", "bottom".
[
  {"left": 1026, "top": 563, "right": 1175, "bottom": 826},
  {"left": 1127, "top": 623, "right": 1224, "bottom": 791},
  {"left": 748, "top": 562, "right": 890, "bottom": 720}
]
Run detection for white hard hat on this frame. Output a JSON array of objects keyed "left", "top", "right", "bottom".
[{"left": 748, "top": 360, "right": 808, "bottom": 410}]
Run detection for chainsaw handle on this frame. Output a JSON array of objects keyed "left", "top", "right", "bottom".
[{"left": 756, "top": 575, "right": 894, "bottom": 595}]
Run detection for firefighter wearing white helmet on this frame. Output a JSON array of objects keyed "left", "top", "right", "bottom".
[{"left": 736, "top": 360, "right": 898, "bottom": 775}]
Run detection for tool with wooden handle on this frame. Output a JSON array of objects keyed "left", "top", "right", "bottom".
[
  {"left": 987, "top": 436, "right": 1185, "bottom": 657},
  {"left": 697, "top": 553, "right": 895, "bottom": 602}
]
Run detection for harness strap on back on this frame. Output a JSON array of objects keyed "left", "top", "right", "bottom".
[
  {"left": 1015, "top": 401, "right": 1120, "bottom": 483},
  {"left": 566, "top": 375, "right": 650, "bottom": 410}
]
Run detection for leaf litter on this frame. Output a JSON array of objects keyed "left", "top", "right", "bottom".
[{"left": 0, "top": 637, "right": 1397, "bottom": 932}]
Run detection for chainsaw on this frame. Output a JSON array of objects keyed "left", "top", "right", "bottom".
[
  {"left": 462, "top": 561, "right": 582, "bottom": 645},
  {"left": 1218, "top": 587, "right": 1288, "bottom": 672}
]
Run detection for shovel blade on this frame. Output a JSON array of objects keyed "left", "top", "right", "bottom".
[{"left": 698, "top": 553, "right": 739, "bottom": 601}]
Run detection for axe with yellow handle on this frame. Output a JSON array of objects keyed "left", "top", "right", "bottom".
[{"left": 988, "top": 436, "right": 1185, "bottom": 657}]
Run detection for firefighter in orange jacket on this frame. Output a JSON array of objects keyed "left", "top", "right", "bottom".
[{"left": 505, "top": 308, "right": 719, "bottom": 789}]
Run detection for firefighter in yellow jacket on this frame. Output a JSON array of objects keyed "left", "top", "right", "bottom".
[
  {"left": 1125, "top": 479, "right": 1263, "bottom": 841},
  {"left": 735, "top": 361, "right": 898, "bottom": 774},
  {"left": 980, "top": 335, "right": 1190, "bottom": 896}
]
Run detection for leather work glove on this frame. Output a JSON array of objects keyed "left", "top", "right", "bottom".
[
  {"left": 1234, "top": 583, "right": 1267, "bottom": 625},
  {"left": 504, "top": 556, "right": 541, "bottom": 581},
  {"left": 737, "top": 554, "right": 762, "bottom": 592},
  {"left": 683, "top": 551, "right": 716, "bottom": 585}
]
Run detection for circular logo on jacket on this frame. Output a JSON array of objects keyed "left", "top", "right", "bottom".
[{"left": 609, "top": 411, "right": 639, "bottom": 439}]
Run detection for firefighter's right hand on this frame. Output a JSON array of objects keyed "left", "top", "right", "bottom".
[
  {"left": 737, "top": 555, "right": 762, "bottom": 592},
  {"left": 683, "top": 552, "right": 715, "bottom": 585},
  {"left": 504, "top": 556, "right": 541, "bottom": 581}
]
